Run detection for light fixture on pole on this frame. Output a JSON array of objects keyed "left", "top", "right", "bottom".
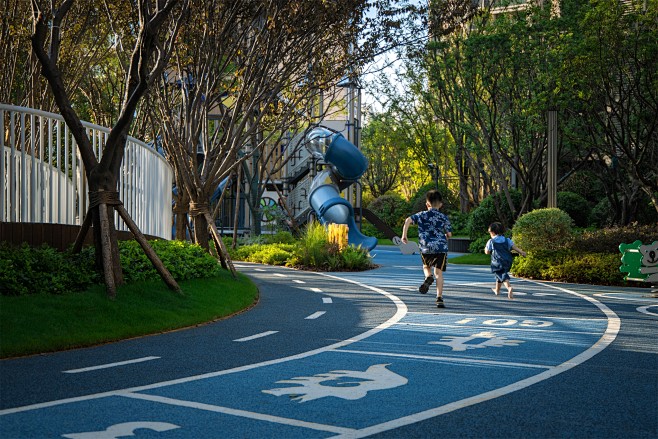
[{"left": 428, "top": 163, "right": 440, "bottom": 190}]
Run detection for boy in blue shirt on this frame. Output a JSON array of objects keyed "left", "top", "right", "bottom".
[
  {"left": 484, "top": 222, "right": 526, "bottom": 299},
  {"left": 401, "top": 190, "right": 453, "bottom": 308}
]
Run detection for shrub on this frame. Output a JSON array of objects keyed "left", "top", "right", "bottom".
[
  {"left": 511, "top": 250, "right": 555, "bottom": 280},
  {"left": 120, "top": 240, "right": 223, "bottom": 282},
  {"left": 544, "top": 253, "right": 623, "bottom": 285},
  {"left": 512, "top": 250, "right": 624, "bottom": 285},
  {"left": 0, "top": 243, "right": 98, "bottom": 296},
  {"left": 236, "top": 243, "right": 296, "bottom": 265},
  {"left": 0, "top": 239, "right": 223, "bottom": 296},
  {"left": 340, "top": 245, "right": 373, "bottom": 270},
  {"left": 557, "top": 191, "right": 591, "bottom": 227},
  {"left": 367, "top": 194, "right": 409, "bottom": 228},
  {"left": 569, "top": 223, "right": 658, "bottom": 253},
  {"left": 589, "top": 197, "right": 614, "bottom": 227},
  {"left": 229, "top": 220, "right": 375, "bottom": 271},
  {"left": 468, "top": 235, "right": 490, "bottom": 254},
  {"left": 447, "top": 211, "right": 469, "bottom": 236},
  {"left": 361, "top": 221, "right": 387, "bottom": 240},
  {"left": 466, "top": 190, "right": 523, "bottom": 239},
  {"left": 511, "top": 208, "right": 573, "bottom": 252}
]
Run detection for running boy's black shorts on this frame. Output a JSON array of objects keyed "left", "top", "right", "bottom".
[{"left": 421, "top": 253, "right": 447, "bottom": 271}]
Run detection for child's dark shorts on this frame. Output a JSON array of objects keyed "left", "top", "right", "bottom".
[
  {"left": 421, "top": 253, "right": 448, "bottom": 271},
  {"left": 493, "top": 270, "right": 511, "bottom": 283}
]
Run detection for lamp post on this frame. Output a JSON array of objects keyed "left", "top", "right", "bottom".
[{"left": 428, "top": 163, "right": 440, "bottom": 190}]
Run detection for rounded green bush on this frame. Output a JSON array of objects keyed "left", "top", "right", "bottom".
[
  {"left": 557, "top": 191, "right": 591, "bottom": 227},
  {"left": 511, "top": 208, "right": 573, "bottom": 252},
  {"left": 466, "top": 190, "right": 522, "bottom": 239},
  {"left": 468, "top": 236, "right": 490, "bottom": 254}
]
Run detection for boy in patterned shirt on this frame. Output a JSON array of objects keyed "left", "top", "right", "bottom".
[{"left": 401, "top": 190, "right": 453, "bottom": 308}]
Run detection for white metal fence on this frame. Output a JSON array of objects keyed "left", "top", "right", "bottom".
[{"left": 1, "top": 104, "right": 173, "bottom": 239}]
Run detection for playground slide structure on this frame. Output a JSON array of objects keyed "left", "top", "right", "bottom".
[{"left": 305, "top": 127, "right": 378, "bottom": 251}]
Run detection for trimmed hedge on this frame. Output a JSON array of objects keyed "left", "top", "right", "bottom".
[
  {"left": 1, "top": 240, "right": 225, "bottom": 296},
  {"left": 512, "top": 250, "right": 625, "bottom": 286},
  {"left": 569, "top": 223, "right": 658, "bottom": 253}
]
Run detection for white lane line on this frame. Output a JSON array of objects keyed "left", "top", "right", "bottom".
[
  {"left": 273, "top": 273, "right": 286, "bottom": 277},
  {"left": 293, "top": 280, "right": 305, "bottom": 284},
  {"left": 336, "top": 349, "right": 554, "bottom": 370},
  {"left": 119, "top": 392, "right": 355, "bottom": 435},
  {"left": 637, "top": 305, "right": 658, "bottom": 316},
  {"left": 305, "top": 311, "right": 326, "bottom": 320},
  {"left": 394, "top": 322, "right": 603, "bottom": 335},
  {"left": 323, "top": 297, "right": 333, "bottom": 304},
  {"left": 254, "top": 268, "right": 266, "bottom": 272},
  {"left": 62, "top": 357, "right": 160, "bottom": 374},
  {"left": 233, "top": 331, "right": 279, "bottom": 342},
  {"left": 0, "top": 276, "right": 406, "bottom": 416},
  {"left": 533, "top": 293, "right": 557, "bottom": 296},
  {"left": 333, "top": 279, "right": 621, "bottom": 439},
  {"left": 310, "top": 287, "right": 323, "bottom": 293}
]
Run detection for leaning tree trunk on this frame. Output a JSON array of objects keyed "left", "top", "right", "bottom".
[
  {"left": 189, "top": 201, "right": 236, "bottom": 277},
  {"left": 72, "top": 176, "right": 182, "bottom": 297}
]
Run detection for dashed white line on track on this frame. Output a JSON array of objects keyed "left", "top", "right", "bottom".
[
  {"left": 305, "top": 311, "right": 326, "bottom": 320},
  {"left": 62, "top": 357, "right": 160, "bottom": 374},
  {"left": 233, "top": 331, "right": 279, "bottom": 342},
  {"left": 323, "top": 297, "right": 333, "bottom": 304},
  {"left": 293, "top": 280, "right": 305, "bottom": 284}
]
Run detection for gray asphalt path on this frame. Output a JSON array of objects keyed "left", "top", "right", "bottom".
[{"left": 1, "top": 246, "right": 656, "bottom": 438}]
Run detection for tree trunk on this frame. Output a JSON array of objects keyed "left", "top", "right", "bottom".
[
  {"left": 206, "top": 212, "right": 236, "bottom": 277},
  {"left": 232, "top": 165, "right": 243, "bottom": 249},
  {"left": 191, "top": 202, "right": 210, "bottom": 250}
]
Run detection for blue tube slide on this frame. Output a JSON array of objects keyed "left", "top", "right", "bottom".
[{"left": 306, "top": 129, "right": 377, "bottom": 250}]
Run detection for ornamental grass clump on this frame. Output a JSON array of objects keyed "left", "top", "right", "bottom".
[{"left": 327, "top": 223, "right": 349, "bottom": 250}]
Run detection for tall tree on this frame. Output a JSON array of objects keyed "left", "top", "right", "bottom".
[
  {"left": 30, "top": 0, "right": 189, "bottom": 297},
  {"left": 152, "top": 0, "right": 363, "bottom": 254},
  {"left": 566, "top": 0, "right": 658, "bottom": 221},
  {"left": 361, "top": 112, "right": 409, "bottom": 198}
]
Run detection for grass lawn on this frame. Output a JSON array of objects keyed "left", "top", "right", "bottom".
[
  {"left": 449, "top": 253, "right": 490, "bottom": 265},
  {"left": 0, "top": 272, "right": 258, "bottom": 359}
]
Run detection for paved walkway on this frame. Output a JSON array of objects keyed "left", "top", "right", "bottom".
[{"left": 1, "top": 246, "right": 656, "bottom": 438}]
